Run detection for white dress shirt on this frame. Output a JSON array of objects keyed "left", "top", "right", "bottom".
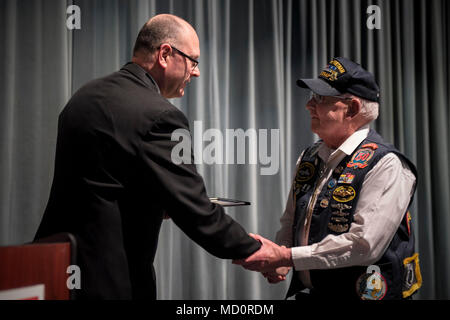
[{"left": 275, "top": 125, "right": 416, "bottom": 288}]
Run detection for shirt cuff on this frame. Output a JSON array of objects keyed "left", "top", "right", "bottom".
[{"left": 291, "top": 245, "right": 315, "bottom": 271}]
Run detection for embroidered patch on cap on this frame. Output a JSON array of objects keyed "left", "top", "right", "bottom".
[{"left": 319, "top": 59, "right": 347, "bottom": 82}]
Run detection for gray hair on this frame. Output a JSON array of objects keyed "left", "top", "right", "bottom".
[
  {"left": 341, "top": 93, "right": 379, "bottom": 122},
  {"left": 358, "top": 97, "right": 379, "bottom": 122},
  {"left": 132, "top": 15, "right": 186, "bottom": 56}
]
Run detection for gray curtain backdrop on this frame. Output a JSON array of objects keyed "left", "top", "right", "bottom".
[{"left": 1, "top": 0, "right": 449, "bottom": 299}]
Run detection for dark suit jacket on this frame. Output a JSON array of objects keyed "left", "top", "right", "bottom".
[{"left": 34, "top": 62, "right": 261, "bottom": 299}]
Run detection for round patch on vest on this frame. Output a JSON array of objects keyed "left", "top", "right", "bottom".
[
  {"left": 295, "top": 162, "right": 315, "bottom": 182},
  {"left": 319, "top": 198, "right": 329, "bottom": 208},
  {"left": 327, "top": 179, "right": 337, "bottom": 189},
  {"left": 347, "top": 148, "right": 375, "bottom": 169},
  {"left": 332, "top": 186, "right": 356, "bottom": 202},
  {"left": 355, "top": 271, "right": 387, "bottom": 300}
]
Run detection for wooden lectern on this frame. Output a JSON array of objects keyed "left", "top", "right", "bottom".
[{"left": 0, "top": 233, "right": 77, "bottom": 300}]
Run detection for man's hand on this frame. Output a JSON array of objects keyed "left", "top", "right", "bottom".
[
  {"left": 262, "top": 266, "right": 292, "bottom": 284},
  {"left": 232, "top": 233, "right": 293, "bottom": 272}
]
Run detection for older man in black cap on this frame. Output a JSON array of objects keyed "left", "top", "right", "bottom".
[{"left": 234, "top": 57, "right": 422, "bottom": 300}]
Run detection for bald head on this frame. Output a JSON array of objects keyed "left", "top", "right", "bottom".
[
  {"left": 133, "top": 14, "right": 195, "bottom": 58},
  {"left": 132, "top": 14, "right": 200, "bottom": 98}
]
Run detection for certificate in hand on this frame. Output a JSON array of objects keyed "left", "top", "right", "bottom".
[{"left": 209, "top": 197, "right": 251, "bottom": 207}]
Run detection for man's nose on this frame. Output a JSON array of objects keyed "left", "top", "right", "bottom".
[{"left": 191, "top": 66, "right": 200, "bottom": 77}]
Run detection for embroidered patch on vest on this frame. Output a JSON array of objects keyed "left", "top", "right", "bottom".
[
  {"left": 338, "top": 173, "right": 355, "bottom": 184},
  {"left": 361, "top": 143, "right": 379, "bottom": 150},
  {"left": 327, "top": 179, "right": 337, "bottom": 189},
  {"left": 355, "top": 270, "right": 387, "bottom": 300},
  {"left": 330, "top": 216, "right": 349, "bottom": 223},
  {"left": 332, "top": 186, "right": 356, "bottom": 202},
  {"left": 406, "top": 211, "right": 412, "bottom": 236},
  {"left": 331, "top": 203, "right": 352, "bottom": 212},
  {"left": 331, "top": 210, "right": 350, "bottom": 217},
  {"left": 347, "top": 148, "right": 375, "bottom": 169},
  {"left": 295, "top": 162, "right": 315, "bottom": 182},
  {"left": 328, "top": 222, "right": 350, "bottom": 233},
  {"left": 402, "top": 253, "right": 422, "bottom": 298},
  {"left": 319, "top": 198, "right": 329, "bottom": 208}
]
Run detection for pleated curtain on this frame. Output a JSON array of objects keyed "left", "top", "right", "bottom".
[{"left": 1, "top": 0, "right": 449, "bottom": 299}]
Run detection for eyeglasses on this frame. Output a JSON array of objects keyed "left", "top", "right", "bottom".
[
  {"left": 171, "top": 46, "right": 199, "bottom": 71},
  {"left": 310, "top": 93, "right": 353, "bottom": 104}
]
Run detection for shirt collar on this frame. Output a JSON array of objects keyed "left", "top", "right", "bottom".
[{"left": 317, "top": 124, "right": 370, "bottom": 164}]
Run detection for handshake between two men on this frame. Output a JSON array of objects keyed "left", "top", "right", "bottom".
[{"left": 232, "top": 233, "right": 294, "bottom": 284}]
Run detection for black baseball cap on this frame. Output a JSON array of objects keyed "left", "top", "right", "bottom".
[{"left": 296, "top": 57, "right": 380, "bottom": 102}]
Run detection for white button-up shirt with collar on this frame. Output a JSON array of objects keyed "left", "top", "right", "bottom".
[{"left": 275, "top": 125, "right": 416, "bottom": 289}]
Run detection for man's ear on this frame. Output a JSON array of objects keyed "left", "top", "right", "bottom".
[
  {"left": 158, "top": 44, "right": 171, "bottom": 69},
  {"left": 347, "top": 98, "right": 361, "bottom": 118}
]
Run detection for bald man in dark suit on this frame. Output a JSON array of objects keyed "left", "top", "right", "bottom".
[{"left": 35, "top": 14, "right": 261, "bottom": 300}]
